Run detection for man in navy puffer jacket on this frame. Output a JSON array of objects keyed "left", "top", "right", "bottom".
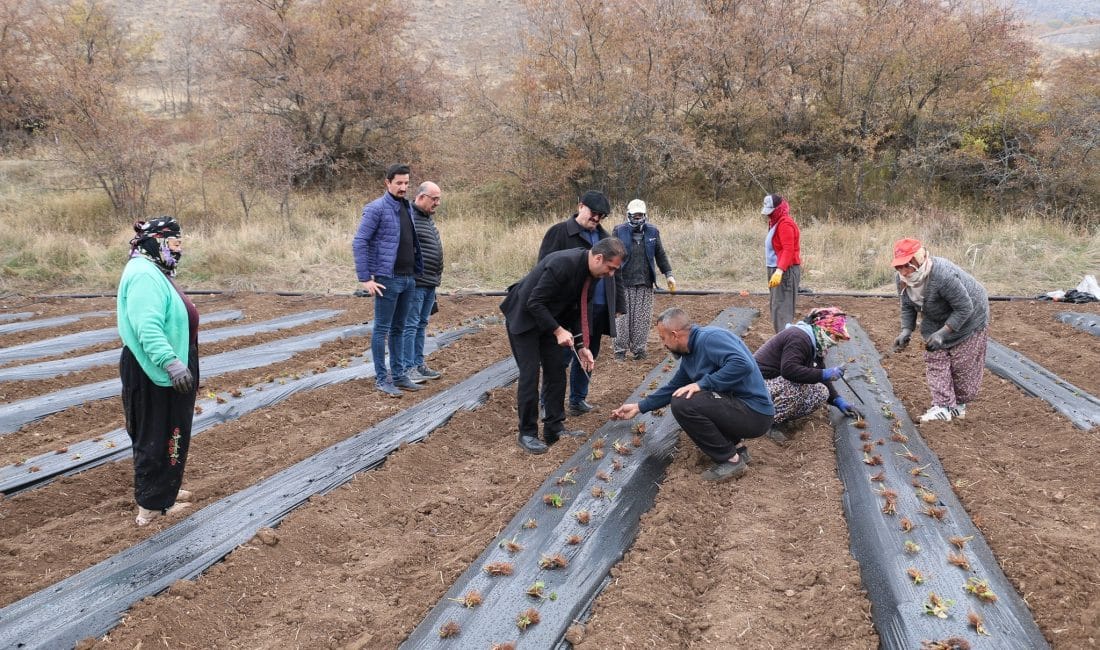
[{"left": 353, "top": 163, "right": 424, "bottom": 397}]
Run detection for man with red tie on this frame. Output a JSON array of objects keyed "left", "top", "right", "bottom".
[{"left": 500, "top": 238, "right": 627, "bottom": 454}]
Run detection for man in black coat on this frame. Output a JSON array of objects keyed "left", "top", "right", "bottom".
[
  {"left": 501, "top": 237, "right": 627, "bottom": 454},
  {"left": 538, "top": 190, "right": 625, "bottom": 416}
]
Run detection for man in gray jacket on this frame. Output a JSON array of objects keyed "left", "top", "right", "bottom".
[{"left": 404, "top": 182, "right": 444, "bottom": 382}]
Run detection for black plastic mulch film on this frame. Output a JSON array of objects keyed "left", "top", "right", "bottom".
[
  {"left": 984, "top": 338, "right": 1100, "bottom": 431},
  {"left": 0, "top": 309, "right": 340, "bottom": 382},
  {"left": 829, "top": 319, "right": 1047, "bottom": 649},
  {"left": 0, "top": 322, "right": 373, "bottom": 435},
  {"left": 401, "top": 306, "right": 759, "bottom": 650},
  {"left": 0, "top": 310, "right": 242, "bottom": 365},
  {"left": 0, "top": 355, "right": 519, "bottom": 649},
  {"left": 0, "top": 310, "right": 112, "bottom": 336},
  {"left": 0, "top": 312, "right": 33, "bottom": 324},
  {"left": 1056, "top": 310, "right": 1100, "bottom": 337},
  {"left": 0, "top": 327, "right": 478, "bottom": 496}
]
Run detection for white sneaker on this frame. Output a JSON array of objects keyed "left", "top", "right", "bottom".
[
  {"left": 950, "top": 404, "right": 967, "bottom": 420},
  {"left": 919, "top": 406, "right": 953, "bottom": 423}
]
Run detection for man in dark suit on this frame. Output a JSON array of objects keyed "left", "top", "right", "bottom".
[
  {"left": 537, "top": 190, "right": 625, "bottom": 416},
  {"left": 501, "top": 237, "right": 627, "bottom": 454}
]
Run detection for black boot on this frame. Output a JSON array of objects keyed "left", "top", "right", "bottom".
[{"left": 518, "top": 434, "right": 548, "bottom": 454}]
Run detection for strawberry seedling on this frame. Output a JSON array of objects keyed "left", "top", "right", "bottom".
[
  {"left": 910, "top": 464, "right": 931, "bottom": 478},
  {"left": 555, "top": 469, "right": 577, "bottom": 486},
  {"left": 921, "top": 505, "right": 947, "bottom": 521},
  {"left": 891, "top": 432, "right": 909, "bottom": 444},
  {"left": 592, "top": 437, "right": 606, "bottom": 449},
  {"left": 918, "top": 488, "right": 939, "bottom": 504},
  {"left": 863, "top": 454, "right": 884, "bottom": 466},
  {"left": 566, "top": 534, "right": 582, "bottom": 545},
  {"left": 947, "top": 552, "right": 971, "bottom": 570},
  {"left": 862, "top": 442, "right": 875, "bottom": 453},
  {"left": 230, "top": 388, "right": 242, "bottom": 398},
  {"left": 543, "top": 492, "right": 565, "bottom": 508},
  {"left": 631, "top": 434, "right": 643, "bottom": 447},
  {"left": 870, "top": 470, "right": 886, "bottom": 482},
  {"left": 854, "top": 419, "right": 868, "bottom": 430},
  {"left": 968, "top": 611, "right": 991, "bottom": 636},
  {"left": 920, "top": 638, "right": 971, "bottom": 650},
  {"left": 439, "top": 621, "right": 461, "bottom": 639},
  {"left": 907, "top": 567, "right": 925, "bottom": 585},
  {"left": 447, "top": 590, "right": 482, "bottom": 608},
  {"left": 923, "top": 592, "right": 954, "bottom": 619},
  {"left": 904, "top": 540, "right": 921, "bottom": 554},
  {"left": 590, "top": 448, "right": 605, "bottom": 461},
  {"left": 613, "top": 440, "right": 632, "bottom": 456},
  {"left": 522, "top": 518, "right": 538, "bottom": 529},
  {"left": 490, "top": 643, "right": 516, "bottom": 650},
  {"left": 516, "top": 608, "right": 541, "bottom": 631},
  {"left": 596, "top": 470, "right": 611, "bottom": 482},
  {"left": 590, "top": 486, "right": 605, "bottom": 499},
  {"left": 949, "top": 535, "right": 974, "bottom": 550},
  {"left": 876, "top": 438, "right": 885, "bottom": 446},
  {"left": 484, "top": 562, "right": 514, "bottom": 576},
  {"left": 859, "top": 431, "right": 872, "bottom": 440},
  {"left": 539, "top": 553, "right": 568, "bottom": 569},
  {"left": 574, "top": 509, "right": 591, "bottom": 525},
  {"left": 499, "top": 536, "right": 524, "bottom": 554},
  {"left": 612, "top": 458, "right": 623, "bottom": 471},
  {"left": 900, "top": 517, "right": 914, "bottom": 532},
  {"left": 631, "top": 422, "right": 647, "bottom": 435},
  {"left": 525, "top": 580, "right": 547, "bottom": 599},
  {"left": 963, "top": 577, "right": 998, "bottom": 603},
  {"left": 896, "top": 446, "right": 920, "bottom": 463},
  {"left": 652, "top": 408, "right": 665, "bottom": 416}
]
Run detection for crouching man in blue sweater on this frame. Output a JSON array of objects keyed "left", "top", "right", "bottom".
[{"left": 611, "top": 308, "right": 775, "bottom": 481}]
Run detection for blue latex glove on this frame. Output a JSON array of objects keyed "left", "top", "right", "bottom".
[
  {"left": 925, "top": 327, "right": 950, "bottom": 351},
  {"left": 822, "top": 365, "right": 846, "bottom": 382},
  {"left": 832, "top": 396, "right": 863, "bottom": 418}
]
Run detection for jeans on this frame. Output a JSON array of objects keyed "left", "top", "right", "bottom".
[
  {"left": 403, "top": 286, "right": 436, "bottom": 371},
  {"left": 567, "top": 303, "right": 607, "bottom": 404},
  {"left": 371, "top": 274, "right": 416, "bottom": 382}
]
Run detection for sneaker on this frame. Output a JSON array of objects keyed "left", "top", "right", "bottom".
[
  {"left": 568, "top": 400, "right": 596, "bottom": 416},
  {"left": 614, "top": 351, "right": 626, "bottom": 362},
  {"left": 376, "top": 380, "right": 403, "bottom": 398},
  {"left": 701, "top": 455, "right": 748, "bottom": 482},
  {"left": 633, "top": 351, "right": 647, "bottom": 361},
  {"left": 393, "top": 376, "right": 424, "bottom": 391},
  {"left": 416, "top": 365, "right": 442, "bottom": 380},
  {"left": 764, "top": 426, "right": 790, "bottom": 446},
  {"left": 135, "top": 502, "right": 190, "bottom": 527},
  {"left": 950, "top": 404, "right": 967, "bottom": 420},
  {"left": 919, "top": 406, "right": 953, "bottom": 423},
  {"left": 735, "top": 445, "right": 751, "bottom": 464}
]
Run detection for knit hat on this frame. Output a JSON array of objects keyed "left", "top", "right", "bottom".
[
  {"left": 891, "top": 238, "right": 924, "bottom": 267},
  {"left": 580, "top": 190, "right": 610, "bottom": 215},
  {"left": 761, "top": 193, "right": 782, "bottom": 215}
]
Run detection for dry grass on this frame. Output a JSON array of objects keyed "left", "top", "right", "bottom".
[{"left": 1, "top": 163, "right": 1098, "bottom": 297}]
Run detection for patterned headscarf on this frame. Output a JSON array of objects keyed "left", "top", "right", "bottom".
[
  {"left": 804, "top": 307, "right": 849, "bottom": 350},
  {"left": 129, "top": 216, "right": 182, "bottom": 276}
]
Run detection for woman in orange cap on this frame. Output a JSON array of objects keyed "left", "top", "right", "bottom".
[{"left": 891, "top": 238, "right": 989, "bottom": 423}]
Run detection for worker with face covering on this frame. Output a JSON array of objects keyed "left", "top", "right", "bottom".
[
  {"left": 612, "top": 199, "right": 675, "bottom": 361},
  {"left": 891, "top": 238, "right": 989, "bottom": 423},
  {"left": 117, "top": 216, "right": 199, "bottom": 526},
  {"left": 753, "top": 307, "right": 863, "bottom": 442},
  {"left": 761, "top": 193, "right": 802, "bottom": 332}
]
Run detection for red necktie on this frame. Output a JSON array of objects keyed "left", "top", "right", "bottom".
[{"left": 580, "top": 276, "right": 591, "bottom": 350}]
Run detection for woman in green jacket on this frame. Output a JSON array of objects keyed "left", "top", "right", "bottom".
[{"left": 117, "top": 217, "right": 199, "bottom": 526}]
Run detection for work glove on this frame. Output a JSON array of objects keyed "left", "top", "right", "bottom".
[
  {"left": 832, "top": 396, "right": 863, "bottom": 419},
  {"left": 768, "top": 269, "right": 783, "bottom": 289},
  {"left": 925, "top": 327, "right": 950, "bottom": 351},
  {"left": 666, "top": 275, "right": 677, "bottom": 293},
  {"left": 821, "top": 365, "right": 846, "bottom": 382},
  {"left": 165, "top": 359, "right": 194, "bottom": 394},
  {"left": 893, "top": 328, "right": 912, "bottom": 353}
]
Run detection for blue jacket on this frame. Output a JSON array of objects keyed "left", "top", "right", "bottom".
[
  {"left": 638, "top": 325, "right": 774, "bottom": 416},
  {"left": 352, "top": 192, "right": 423, "bottom": 281},
  {"left": 613, "top": 222, "right": 672, "bottom": 287}
]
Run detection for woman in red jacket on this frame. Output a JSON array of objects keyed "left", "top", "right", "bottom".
[{"left": 762, "top": 194, "right": 802, "bottom": 332}]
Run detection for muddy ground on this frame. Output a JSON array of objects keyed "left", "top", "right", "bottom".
[{"left": 0, "top": 292, "right": 1097, "bottom": 649}]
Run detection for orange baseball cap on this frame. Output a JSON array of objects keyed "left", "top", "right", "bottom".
[{"left": 891, "top": 238, "right": 923, "bottom": 267}]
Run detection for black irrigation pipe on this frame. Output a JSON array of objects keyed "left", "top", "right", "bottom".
[
  {"left": 828, "top": 319, "right": 1047, "bottom": 649},
  {"left": 0, "top": 309, "right": 342, "bottom": 382},
  {"left": 0, "top": 357, "right": 522, "bottom": 649},
  {"left": 0, "top": 310, "right": 243, "bottom": 366},
  {"left": 402, "top": 306, "right": 759, "bottom": 649},
  {"left": 984, "top": 339, "right": 1100, "bottom": 431},
  {"left": 0, "top": 326, "right": 475, "bottom": 496},
  {"left": 0, "top": 323, "right": 372, "bottom": 435},
  {"left": 1056, "top": 311, "right": 1100, "bottom": 337},
  {"left": 0, "top": 310, "right": 113, "bottom": 336}
]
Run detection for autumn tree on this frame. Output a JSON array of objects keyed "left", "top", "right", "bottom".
[
  {"left": 213, "top": 0, "right": 441, "bottom": 187},
  {"left": 0, "top": 0, "right": 43, "bottom": 147}
]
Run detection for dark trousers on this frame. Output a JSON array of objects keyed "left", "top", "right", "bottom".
[
  {"left": 508, "top": 328, "right": 567, "bottom": 440},
  {"left": 120, "top": 344, "right": 199, "bottom": 511},
  {"left": 564, "top": 303, "right": 608, "bottom": 404},
  {"left": 671, "top": 390, "right": 774, "bottom": 463}
]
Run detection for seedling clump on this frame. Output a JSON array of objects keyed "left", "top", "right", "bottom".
[
  {"left": 612, "top": 458, "right": 623, "bottom": 471},
  {"left": 900, "top": 517, "right": 914, "bottom": 532},
  {"left": 539, "top": 553, "right": 569, "bottom": 569},
  {"left": 968, "top": 611, "right": 991, "bottom": 636},
  {"left": 439, "top": 620, "right": 461, "bottom": 639},
  {"left": 949, "top": 535, "right": 974, "bottom": 550},
  {"left": 596, "top": 470, "right": 611, "bottom": 482},
  {"left": 947, "top": 552, "right": 971, "bottom": 570},
  {"left": 870, "top": 470, "right": 886, "bottom": 482},
  {"left": 964, "top": 577, "right": 998, "bottom": 603},
  {"left": 891, "top": 432, "right": 909, "bottom": 443},
  {"left": 592, "top": 437, "right": 606, "bottom": 449},
  {"left": 591, "top": 486, "right": 605, "bottom": 498},
  {"left": 863, "top": 454, "right": 884, "bottom": 466},
  {"left": 590, "top": 449, "right": 605, "bottom": 461},
  {"left": 490, "top": 643, "right": 516, "bottom": 650},
  {"left": 631, "top": 422, "right": 647, "bottom": 435},
  {"left": 613, "top": 439, "right": 632, "bottom": 456},
  {"left": 522, "top": 518, "right": 538, "bottom": 529},
  {"left": 525, "top": 580, "right": 547, "bottom": 598},
  {"left": 632, "top": 434, "right": 643, "bottom": 447},
  {"left": 447, "top": 590, "right": 482, "bottom": 608},
  {"left": 484, "top": 562, "right": 514, "bottom": 576},
  {"left": 516, "top": 607, "right": 541, "bottom": 631},
  {"left": 566, "top": 534, "right": 582, "bottom": 545},
  {"left": 574, "top": 509, "right": 591, "bottom": 525},
  {"left": 923, "top": 592, "right": 954, "bottom": 619},
  {"left": 862, "top": 442, "right": 875, "bottom": 454},
  {"left": 499, "top": 536, "right": 524, "bottom": 554},
  {"left": 922, "top": 505, "right": 947, "bottom": 521},
  {"left": 556, "top": 469, "right": 577, "bottom": 486},
  {"left": 904, "top": 540, "right": 921, "bottom": 554},
  {"left": 920, "top": 638, "right": 971, "bottom": 650},
  {"left": 907, "top": 567, "right": 925, "bottom": 585},
  {"left": 543, "top": 492, "right": 565, "bottom": 508}
]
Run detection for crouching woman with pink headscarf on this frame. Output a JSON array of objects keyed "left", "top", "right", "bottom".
[
  {"left": 890, "top": 238, "right": 989, "bottom": 424},
  {"left": 753, "top": 307, "right": 863, "bottom": 440}
]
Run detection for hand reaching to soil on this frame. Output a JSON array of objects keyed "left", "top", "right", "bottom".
[{"left": 611, "top": 403, "right": 640, "bottom": 420}]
